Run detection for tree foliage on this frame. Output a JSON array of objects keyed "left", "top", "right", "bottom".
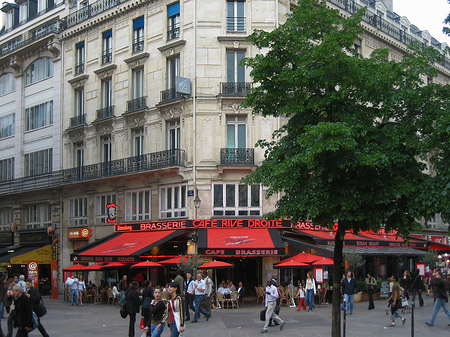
[{"left": 176, "top": 254, "right": 201, "bottom": 274}]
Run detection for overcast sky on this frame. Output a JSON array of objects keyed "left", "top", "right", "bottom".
[{"left": 394, "top": 0, "right": 450, "bottom": 45}]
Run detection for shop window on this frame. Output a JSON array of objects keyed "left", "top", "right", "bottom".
[
  {"left": 0, "top": 207, "right": 13, "bottom": 231},
  {"left": 213, "top": 183, "right": 261, "bottom": 216},
  {"left": 167, "top": 2, "right": 180, "bottom": 41},
  {"left": 70, "top": 197, "right": 88, "bottom": 226},
  {"left": 0, "top": 114, "right": 15, "bottom": 139},
  {"left": 95, "top": 193, "right": 117, "bottom": 224},
  {"left": 25, "top": 101, "right": 53, "bottom": 131},
  {"left": 25, "top": 57, "right": 53, "bottom": 85},
  {"left": 25, "top": 203, "right": 52, "bottom": 229},
  {"left": 160, "top": 184, "right": 187, "bottom": 219},
  {"left": 125, "top": 189, "right": 150, "bottom": 221},
  {"left": 0, "top": 73, "right": 15, "bottom": 96},
  {"left": 0, "top": 157, "right": 14, "bottom": 182},
  {"left": 24, "top": 148, "right": 52, "bottom": 177}
]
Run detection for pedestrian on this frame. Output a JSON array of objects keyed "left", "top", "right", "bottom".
[
  {"left": 305, "top": 271, "right": 316, "bottom": 312},
  {"left": 386, "top": 275, "right": 406, "bottom": 327},
  {"left": 78, "top": 275, "right": 86, "bottom": 306},
  {"left": 425, "top": 270, "right": 450, "bottom": 327},
  {"left": 0, "top": 275, "right": 6, "bottom": 318},
  {"left": 410, "top": 268, "right": 424, "bottom": 307},
  {"left": 401, "top": 270, "right": 411, "bottom": 300},
  {"left": 202, "top": 272, "right": 213, "bottom": 317},
  {"left": 69, "top": 275, "right": 79, "bottom": 306},
  {"left": 24, "top": 279, "right": 49, "bottom": 337},
  {"left": 6, "top": 282, "right": 15, "bottom": 337},
  {"left": 125, "top": 281, "right": 141, "bottom": 337},
  {"left": 342, "top": 271, "right": 358, "bottom": 315},
  {"left": 296, "top": 284, "right": 306, "bottom": 311},
  {"left": 365, "top": 273, "right": 376, "bottom": 310},
  {"left": 261, "top": 279, "right": 285, "bottom": 333},
  {"left": 143, "top": 287, "right": 166, "bottom": 337},
  {"left": 173, "top": 271, "right": 185, "bottom": 296},
  {"left": 18, "top": 277, "right": 26, "bottom": 293},
  {"left": 190, "top": 273, "right": 210, "bottom": 323},
  {"left": 167, "top": 282, "right": 184, "bottom": 337},
  {"left": 11, "top": 285, "right": 33, "bottom": 337},
  {"left": 119, "top": 275, "right": 128, "bottom": 307},
  {"left": 184, "top": 272, "right": 194, "bottom": 321},
  {"left": 141, "top": 280, "right": 154, "bottom": 332}
]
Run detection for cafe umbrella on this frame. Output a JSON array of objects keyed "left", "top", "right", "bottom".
[
  {"left": 274, "top": 260, "right": 310, "bottom": 307},
  {"left": 130, "top": 261, "right": 163, "bottom": 280},
  {"left": 198, "top": 260, "right": 235, "bottom": 308},
  {"left": 101, "top": 262, "right": 129, "bottom": 283},
  {"left": 63, "top": 264, "right": 88, "bottom": 271}
]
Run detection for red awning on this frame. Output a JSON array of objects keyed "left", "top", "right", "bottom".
[
  {"left": 72, "top": 230, "right": 184, "bottom": 263},
  {"left": 198, "top": 228, "right": 285, "bottom": 256}
]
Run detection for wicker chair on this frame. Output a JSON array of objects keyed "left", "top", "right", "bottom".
[
  {"left": 230, "top": 291, "right": 239, "bottom": 308},
  {"left": 255, "top": 286, "right": 264, "bottom": 304}
]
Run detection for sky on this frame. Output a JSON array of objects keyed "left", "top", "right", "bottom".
[{"left": 394, "top": 0, "right": 450, "bottom": 45}]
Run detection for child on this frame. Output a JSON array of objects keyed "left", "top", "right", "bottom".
[{"left": 297, "top": 284, "right": 306, "bottom": 311}]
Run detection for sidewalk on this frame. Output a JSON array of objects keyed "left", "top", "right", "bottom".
[{"left": 27, "top": 294, "right": 449, "bottom": 336}]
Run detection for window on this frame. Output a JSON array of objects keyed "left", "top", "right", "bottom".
[
  {"left": 213, "top": 183, "right": 261, "bottom": 216},
  {"left": 25, "top": 58, "right": 53, "bottom": 85},
  {"left": 25, "top": 203, "right": 52, "bottom": 229},
  {"left": 38, "top": 0, "right": 47, "bottom": 13},
  {"left": 101, "top": 78, "right": 112, "bottom": 108},
  {"left": 132, "top": 17, "right": 144, "bottom": 53},
  {"left": 0, "top": 208, "right": 13, "bottom": 231},
  {"left": 24, "top": 148, "right": 52, "bottom": 177},
  {"left": 25, "top": 101, "right": 53, "bottom": 131},
  {"left": 167, "top": 119, "right": 180, "bottom": 150},
  {"left": 5, "top": 11, "right": 13, "bottom": 30},
  {"left": 167, "top": 56, "right": 180, "bottom": 89},
  {"left": 74, "top": 142, "right": 83, "bottom": 178},
  {"left": 74, "top": 87, "right": 84, "bottom": 116},
  {"left": 167, "top": 2, "right": 180, "bottom": 40},
  {"left": 102, "top": 30, "right": 112, "bottom": 65},
  {"left": 125, "top": 189, "right": 151, "bottom": 221},
  {"left": 160, "top": 184, "right": 187, "bottom": 219},
  {"left": 0, "top": 73, "right": 15, "bottom": 95},
  {"left": 226, "top": 0, "right": 245, "bottom": 32},
  {"left": 132, "top": 68, "right": 143, "bottom": 99},
  {"left": 0, "top": 114, "right": 15, "bottom": 139},
  {"left": 20, "top": 2, "right": 28, "bottom": 23},
  {"left": 100, "top": 134, "right": 112, "bottom": 174},
  {"left": 75, "top": 41, "right": 85, "bottom": 74},
  {"left": 0, "top": 157, "right": 14, "bottom": 182},
  {"left": 226, "top": 115, "right": 246, "bottom": 148},
  {"left": 95, "top": 193, "right": 117, "bottom": 224},
  {"left": 227, "top": 50, "right": 245, "bottom": 84},
  {"left": 70, "top": 197, "right": 88, "bottom": 226},
  {"left": 132, "top": 127, "right": 144, "bottom": 156}
]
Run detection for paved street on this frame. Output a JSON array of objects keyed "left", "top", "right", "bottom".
[{"left": 17, "top": 295, "right": 449, "bottom": 337}]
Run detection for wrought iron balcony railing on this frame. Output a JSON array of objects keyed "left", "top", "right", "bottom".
[
  {"left": 126, "top": 97, "right": 147, "bottom": 113},
  {"left": 226, "top": 16, "right": 246, "bottom": 32},
  {"left": 74, "top": 62, "right": 84, "bottom": 74},
  {"left": 95, "top": 106, "right": 114, "bottom": 121},
  {"left": 69, "top": 114, "right": 86, "bottom": 128},
  {"left": 132, "top": 37, "right": 144, "bottom": 53},
  {"left": 0, "top": 149, "right": 185, "bottom": 195},
  {"left": 64, "top": 0, "right": 127, "bottom": 28},
  {"left": 220, "top": 82, "right": 252, "bottom": 96},
  {"left": 101, "top": 49, "right": 112, "bottom": 65},
  {"left": 220, "top": 148, "right": 254, "bottom": 166},
  {"left": 160, "top": 88, "right": 184, "bottom": 103},
  {"left": 167, "top": 23, "right": 180, "bottom": 41}
]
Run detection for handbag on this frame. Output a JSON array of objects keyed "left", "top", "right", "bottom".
[
  {"left": 65, "top": 277, "right": 74, "bottom": 287},
  {"left": 120, "top": 306, "right": 128, "bottom": 318},
  {"left": 139, "top": 317, "right": 145, "bottom": 329},
  {"left": 260, "top": 308, "right": 266, "bottom": 321},
  {"left": 35, "top": 297, "right": 47, "bottom": 317}
]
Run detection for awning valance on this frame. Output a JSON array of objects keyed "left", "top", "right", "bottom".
[{"left": 0, "top": 245, "right": 52, "bottom": 264}]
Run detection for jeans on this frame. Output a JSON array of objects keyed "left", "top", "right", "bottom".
[
  {"left": 306, "top": 289, "right": 315, "bottom": 310},
  {"left": 169, "top": 323, "right": 179, "bottom": 337},
  {"left": 184, "top": 293, "right": 194, "bottom": 320},
  {"left": 343, "top": 294, "right": 354, "bottom": 314},
  {"left": 263, "top": 300, "right": 283, "bottom": 330},
  {"left": 70, "top": 288, "right": 79, "bottom": 305},
  {"left": 128, "top": 312, "right": 136, "bottom": 337},
  {"left": 428, "top": 297, "right": 450, "bottom": 326},
  {"left": 120, "top": 290, "right": 126, "bottom": 307},
  {"left": 411, "top": 289, "right": 424, "bottom": 307},
  {"left": 150, "top": 323, "right": 164, "bottom": 337},
  {"left": 192, "top": 295, "right": 209, "bottom": 322},
  {"left": 390, "top": 300, "right": 401, "bottom": 321}
]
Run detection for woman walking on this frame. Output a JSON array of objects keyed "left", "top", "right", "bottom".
[
  {"left": 166, "top": 282, "right": 184, "bottom": 337},
  {"left": 305, "top": 272, "right": 316, "bottom": 312},
  {"left": 78, "top": 275, "right": 86, "bottom": 306},
  {"left": 143, "top": 287, "right": 167, "bottom": 337}
]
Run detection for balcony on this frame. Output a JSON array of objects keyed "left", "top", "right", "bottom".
[
  {"left": 101, "top": 49, "right": 112, "bottom": 65},
  {"left": 160, "top": 88, "right": 183, "bottom": 103},
  {"left": 167, "top": 23, "right": 180, "bottom": 41},
  {"left": 75, "top": 62, "right": 84, "bottom": 74},
  {"left": 95, "top": 106, "right": 114, "bottom": 122},
  {"left": 0, "top": 149, "right": 185, "bottom": 195},
  {"left": 64, "top": 0, "right": 128, "bottom": 29},
  {"left": 226, "top": 16, "right": 246, "bottom": 32},
  {"left": 132, "top": 37, "right": 144, "bottom": 54},
  {"left": 220, "top": 148, "right": 254, "bottom": 166},
  {"left": 219, "top": 82, "right": 252, "bottom": 96},
  {"left": 126, "top": 97, "right": 147, "bottom": 113},
  {"left": 69, "top": 114, "right": 86, "bottom": 128}
]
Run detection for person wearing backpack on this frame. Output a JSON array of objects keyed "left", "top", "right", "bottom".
[{"left": 25, "top": 279, "right": 48, "bottom": 337}]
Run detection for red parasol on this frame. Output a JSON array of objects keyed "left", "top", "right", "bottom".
[
  {"left": 101, "top": 262, "right": 128, "bottom": 269},
  {"left": 130, "top": 261, "right": 163, "bottom": 268},
  {"left": 159, "top": 256, "right": 186, "bottom": 265},
  {"left": 63, "top": 264, "right": 87, "bottom": 271},
  {"left": 312, "top": 257, "right": 334, "bottom": 266},
  {"left": 198, "top": 261, "right": 234, "bottom": 269},
  {"left": 273, "top": 259, "right": 310, "bottom": 268},
  {"left": 276, "top": 252, "right": 323, "bottom": 265},
  {"left": 83, "top": 264, "right": 104, "bottom": 271}
]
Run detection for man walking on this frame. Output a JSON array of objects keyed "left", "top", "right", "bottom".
[
  {"left": 11, "top": 285, "right": 33, "bottom": 337},
  {"left": 410, "top": 268, "right": 425, "bottom": 307},
  {"left": 202, "top": 272, "right": 213, "bottom": 317},
  {"left": 342, "top": 271, "right": 358, "bottom": 315},
  {"left": 261, "top": 279, "right": 285, "bottom": 333},
  {"left": 190, "top": 273, "right": 210, "bottom": 323},
  {"left": 425, "top": 270, "right": 450, "bottom": 327},
  {"left": 25, "top": 279, "right": 49, "bottom": 337},
  {"left": 69, "top": 275, "right": 79, "bottom": 306},
  {"left": 118, "top": 275, "right": 128, "bottom": 307},
  {"left": 386, "top": 275, "right": 406, "bottom": 327},
  {"left": 174, "top": 271, "right": 185, "bottom": 296},
  {"left": 184, "top": 272, "right": 194, "bottom": 321}
]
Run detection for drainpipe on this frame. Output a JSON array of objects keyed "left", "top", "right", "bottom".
[{"left": 192, "top": 0, "right": 198, "bottom": 214}]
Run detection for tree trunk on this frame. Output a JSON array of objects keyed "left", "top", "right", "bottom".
[{"left": 332, "top": 225, "right": 344, "bottom": 337}]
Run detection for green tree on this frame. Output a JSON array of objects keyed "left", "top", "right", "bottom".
[
  {"left": 177, "top": 254, "right": 201, "bottom": 274},
  {"left": 243, "top": 1, "right": 450, "bottom": 335},
  {"left": 444, "top": 0, "right": 450, "bottom": 36}
]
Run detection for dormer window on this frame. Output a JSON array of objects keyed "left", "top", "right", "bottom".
[{"left": 19, "top": 2, "right": 27, "bottom": 24}]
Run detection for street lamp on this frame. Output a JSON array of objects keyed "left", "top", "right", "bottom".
[{"left": 193, "top": 188, "right": 201, "bottom": 218}]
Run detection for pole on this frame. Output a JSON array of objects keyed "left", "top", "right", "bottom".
[
  {"left": 410, "top": 273, "right": 420, "bottom": 337},
  {"left": 342, "top": 298, "right": 347, "bottom": 337},
  {"left": 290, "top": 268, "right": 296, "bottom": 307}
]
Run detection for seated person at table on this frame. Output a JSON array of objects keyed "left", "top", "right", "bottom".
[
  {"left": 218, "top": 282, "right": 231, "bottom": 298},
  {"left": 112, "top": 284, "right": 120, "bottom": 299},
  {"left": 228, "top": 281, "right": 236, "bottom": 292}
]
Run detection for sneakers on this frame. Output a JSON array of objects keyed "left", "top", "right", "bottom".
[
  {"left": 402, "top": 318, "right": 406, "bottom": 326},
  {"left": 425, "top": 322, "right": 433, "bottom": 327},
  {"left": 388, "top": 323, "right": 396, "bottom": 327},
  {"left": 261, "top": 329, "right": 268, "bottom": 333},
  {"left": 280, "top": 322, "right": 285, "bottom": 331}
]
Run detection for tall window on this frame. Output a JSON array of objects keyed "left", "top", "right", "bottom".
[
  {"left": 0, "top": 157, "right": 14, "bottom": 182},
  {"left": 160, "top": 184, "right": 187, "bottom": 219},
  {"left": 74, "top": 142, "right": 83, "bottom": 178},
  {"left": 38, "top": 0, "right": 47, "bottom": 13},
  {"left": 25, "top": 203, "right": 52, "bottom": 229},
  {"left": 166, "top": 56, "right": 180, "bottom": 89},
  {"left": 226, "top": 0, "right": 245, "bottom": 32},
  {"left": 167, "top": 119, "right": 180, "bottom": 150},
  {"left": 101, "top": 78, "right": 112, "bottom": 108},
  {"left": 125, "top": 189, "right": 151, "bottom": 221},
  {"left": 74, "top": 87, "right": 84, "bottom": 116},
  {"left": 70, "top": 197, "right": 88, "bottom": 226},
  {"left": 132, "top": 127, "right": 144, "bottom": 156},
  {"left": 102, "top": 30, "right": 112, "bottom": 65},
  {"left": 132, "top": 17, "right": 144, "bottom": 53},
  {"left": 167, "top": 2, "right": 180, "bottom": 41},
  {"left": 25, "top": 57, "right": 53, "bottom": 85},
  {"left": 0, "top": 208, "right": 13, "bottom": 231},
  {"left": 227, "top": 50, "right": 245, "bottom": 83},
  {"left": 25, "top": 101, "right": 53, "bottom": 131},
  {"left": 132, "top": 68, "right": 143, "bottom": 99},
  {"left": 0, "top": 114, "right": 15, "bottom": 139},
  {"left": 75, "top": 41, "right": 85, "bottom": 74},
  {"left": 213, "top": 183, "right": 261, "bottom": 216},
  {"left": 20, "top": 2, "right": 28, "bottom": 23},
  {"left": 226, "top": 115, "right": 246, "bottom": 149},
  {"left": 0, "top": 73, "right": 15, "bottom": 95},
  {"left": 5, "top": 11, "right": 13, "bottom": 30},
  {"left": 24, "top": 148, "right": 52, "bottom": 177},
  {"left": 101, "top": 135, "right": 112, "bottom": 163},
  {"left": 95, "top": 193, "right": 117, "bottom": 224}
]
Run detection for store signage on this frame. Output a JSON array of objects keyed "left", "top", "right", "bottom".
[
  {"left": 68, "top": 228, "right": 92, "bottom": 239},
  {"left": 199, "top": 248, "right": 283, "bottom": 256},
  {"left": 106, "top": 203, "right": 117, "bottom": 223},
  {"left": 72, "top": 255, "right": 139, "bottom": 263},
  {"left": 313, "top": 238, "right": 426, "bottom": 248},
  {"left": 20, "top": 230, "right": 51, "bottom": 245},
  {"left": 27, "top": 261, "right": 39, "bottom": 288},
  {"left": 115, "top": 219, "right": 292, "bottom": 232}
]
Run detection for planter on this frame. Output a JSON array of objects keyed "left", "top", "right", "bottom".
[{"left": 354, "top": 292, "right": 362, "bottom": 303}]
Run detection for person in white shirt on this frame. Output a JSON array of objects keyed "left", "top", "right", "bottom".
[
  {"left": 296, "top": 284, "right": 306, "bottom": 311},
  {"left": 218, "top": 282, "right": 231, "bottom": 298},
  {"left": 70, "top": 276, "right": 79, "bottom": 305},
  {"left": 112, "top": 284, "right": 120, "bottom": 299},
  {"left": 78, "top": 275, "right": 86, "bottom": 306},
  {"left": 190, "top": 273, "right": 211, "bottom": 323},
  {"left": 261, "top": 279, "right": 285, "bottom": 333}
]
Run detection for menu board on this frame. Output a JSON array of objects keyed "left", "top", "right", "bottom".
[{"left": 380, "top": 280, "right": 390, "bottom": 298}]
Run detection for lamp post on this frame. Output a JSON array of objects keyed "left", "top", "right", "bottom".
[{"left": 193, "top": 188, "right": 201, "bottom": 218}]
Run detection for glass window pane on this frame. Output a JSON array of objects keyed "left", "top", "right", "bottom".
[
  {"left": 226, "top": 184, "right": 235, "bottom": 207},
  {"left": 226, "top": 51, "right": 235, "bottom": 83},
  {"left": 239, "top": 184, "right": 248, "bottom": 207},
  {"left": 237, "top": 124, "right": 246, "bottom": 148},
  {"left": 227, "top": 124, "right": 235, "bottom": 148},
  {"left": 251, "top": 185, "right": 260, "bottom": 207},
  {"left": 214, "top": 185, "right": 223, "bottom": 207}
]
